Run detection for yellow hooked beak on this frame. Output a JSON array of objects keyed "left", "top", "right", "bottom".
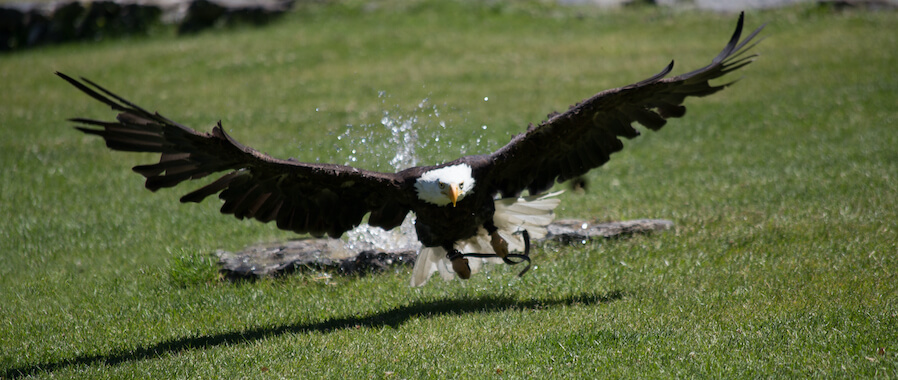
[{"left": 444, "top": 183, "right": 460, "bottom": 207}]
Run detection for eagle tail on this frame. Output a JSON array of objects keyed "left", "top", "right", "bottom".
[
  {"left": 492, "top": 191, "right": 563, "bottom": 251},
  {"left": 410, "top": 247, "right": 456, "bottom": 287}
]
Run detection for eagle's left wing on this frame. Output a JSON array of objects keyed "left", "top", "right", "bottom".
[
  {"left": 486, "top": 13, "right": 764, "bottom": 198},
  {"left": 59, "top": 73, "right": 412, "bottom": 238}
]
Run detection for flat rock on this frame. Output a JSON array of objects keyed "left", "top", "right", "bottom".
[
  {"left": 546, "top": 218, "right": 674, "bottom": 243},
  {"left": 216, "top": 239, "right": 417, "bottom": 279},
  {"left": 216, "top": 218, "right": 673, "bottom": 279}
]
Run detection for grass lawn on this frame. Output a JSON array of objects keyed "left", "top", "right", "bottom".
[{"left": 2, "top": 1, "right": 896, "bottom": 378}]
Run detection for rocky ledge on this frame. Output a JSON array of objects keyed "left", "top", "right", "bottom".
[{"left": 0, "top": 0, "right": 294, "bottom": 51}]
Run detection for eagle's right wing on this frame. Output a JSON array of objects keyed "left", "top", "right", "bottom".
[
  {"left": 59, "top": 73, "right": 411, "bottom": 238},
  {"left": 485, "top": 13, "right": 764, "bottom": 198}
]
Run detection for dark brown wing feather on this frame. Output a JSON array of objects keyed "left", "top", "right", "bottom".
[
  {"left": 59, "top": 73, "right": 411, "bottom": 238},
  {"left": 486, "top": 12, "right": 764, "bottom": 197}
]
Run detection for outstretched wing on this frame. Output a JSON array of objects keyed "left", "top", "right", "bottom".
[
  {"left": 486, "top": 13, "right": 764, "bottom": 197},
  {"left": 59, "top": 73, "right": 411, "bottom": 238}
]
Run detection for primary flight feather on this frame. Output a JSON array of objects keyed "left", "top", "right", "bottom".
[{"left": 60, "top": 13, "right": 763, "bottom": 286}]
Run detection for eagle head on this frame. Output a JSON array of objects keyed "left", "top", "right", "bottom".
[{"left": 414, "top": 164, "right": 475, "bottom": 207}]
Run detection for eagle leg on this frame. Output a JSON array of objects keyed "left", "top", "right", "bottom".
[
  {"left": 483, "top": 221, "right": 509, "bottom": 259},
  {"left": 458, "top": 230, "right": 533, "bottom": 277},
  {"left": 446, "top": 248, "right": 471, "bottom": 279},
  {"left": 490, "top": 232, "right": 509, "bottom": 259}
]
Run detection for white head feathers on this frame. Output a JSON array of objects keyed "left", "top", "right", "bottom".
[{"left": 414, "top": 164, "right": 476, "bottom": 206}]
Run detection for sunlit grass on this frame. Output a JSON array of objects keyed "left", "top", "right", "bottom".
[{"left": 2, "top": 1, "right": 896, "bottom": 378}]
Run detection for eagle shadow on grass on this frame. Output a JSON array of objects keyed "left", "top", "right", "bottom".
[{"left": 5, "top": 291, "right": 623, "bottom": 378}]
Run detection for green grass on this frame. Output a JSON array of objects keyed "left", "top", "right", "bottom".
[{"left": 2, "top": 1, "right": 897, "bottom": 378}]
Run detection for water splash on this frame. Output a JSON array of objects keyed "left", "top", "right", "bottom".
[
  {"left": 343, "top": 213, "right": 421, "bottom": 253},
  {"left": 338, "top": 94, "right": 459, "bottom": 252},
  {"left": 383, "top": 108, "right": 419, "bottom": 170},
  {"left": 333, "top": 94, "right": 450, "bottom": 171}
]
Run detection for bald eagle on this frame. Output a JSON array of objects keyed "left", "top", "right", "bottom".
[{"left": 59, "top": 13, "right": 763, "bottom": 286}]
